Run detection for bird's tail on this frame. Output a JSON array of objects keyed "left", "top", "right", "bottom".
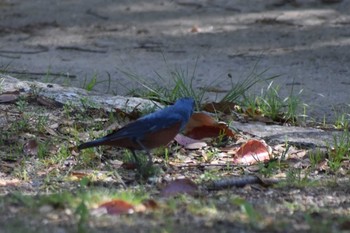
[{"left": 77, "top": 138, "right": 106, "bottom": 151}]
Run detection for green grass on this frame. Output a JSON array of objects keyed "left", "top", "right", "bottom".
[
  {"left": 81, "top": 72, "right": 112, "bottom": 93},
  {"left": 119, "top": 64, "right": 204, "bottom": 110},
  {"left": 119, "top": 62, "right": 306, "bottom": 126},
  {"left": 242, "top": 81, "right": 304, "bottom": 124},
  {"left": 333, "top": 111, "right": 350, "bottom": 130},
  {"left": 120, "top": 61, "right": 280, "bottom": 112},
  {"left": 328, "top": 130, "right": 350, "bottom": 172},
  {"left": 221, "top": 67, "right": 278, "bottom": 103}
]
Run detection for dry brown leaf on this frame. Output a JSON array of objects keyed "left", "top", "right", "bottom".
[
  {"left": 184, "top": 112, "right": 235, "bottom": 139},
  {"left": 98, "top": 199, "right": 135, "bottom": 215},
  {"left": 0, "top": 93, "right": 18, "bottom": 103},
  {"left": 161, "top": 178, "right": 198, "bottom": 197},
  {"left": 23, "top": 139, "right": 38, "bottom": 156},
  {"left": 190, "top": 25, "right": 200, "bottom": 33},
  {"left": 234, "top": 139, "right": 271, "bottom": 165},
  {"left": 174, "top": 134, "right": 207, "bottom": 149},
  {"left": 70, "top": 171, "right": 90, "bottom": 179}
]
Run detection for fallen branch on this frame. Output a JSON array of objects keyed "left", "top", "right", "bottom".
[
  {"left": 56, "top": 46, "right": 107, "bottom": 53},
  {"left": 207, "top": 175, "right": 279, "bottom": 190}
]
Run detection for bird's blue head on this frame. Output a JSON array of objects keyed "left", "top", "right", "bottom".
[{"left": 174, "top": 97, "right": 195, "bottom": 129}]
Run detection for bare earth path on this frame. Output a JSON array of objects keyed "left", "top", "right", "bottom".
[{"left": 1, "top": 0, "right": 350, "bottom": 121}]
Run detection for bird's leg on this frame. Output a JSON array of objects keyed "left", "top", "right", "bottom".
[{"left": 135, "top": 139, "right": 153, "bottom": 167}]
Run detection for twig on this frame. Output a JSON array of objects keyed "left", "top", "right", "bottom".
[
  {"left": 56, "top": 46, "right": 107, "bottom": 53},
  {"left": 207, "top": 175, "right": 279, "bottom": 190},
  {"left": 174, "top": 163, "right": 240, "bottom": 169}
]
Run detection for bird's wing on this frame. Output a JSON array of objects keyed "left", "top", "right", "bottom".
[{"left": 102, "top": 113, "right": 182, "bottom": 141}]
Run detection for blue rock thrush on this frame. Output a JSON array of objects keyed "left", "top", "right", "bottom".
[{"left": 78, "top": 97, "right": 195, "bottom": 166}]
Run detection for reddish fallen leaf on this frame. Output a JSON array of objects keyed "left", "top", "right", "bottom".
[
  {"left": 174, "top": 134, "right": 207, "bottom": 149},
  {"left": 184, "top": 112, "right": 235, "bottom": 139},
  {"left": 234, "top": 139, "right": 271, "bottom": 165},
  {"left": 186, "top": 112, "right": 216, "bottom": 128},
  {"left": 23, "top": 139, "right": 38, "bottom": 156},
  {"left": 142, "top": 199, "right": 159, "bottom": 210},
  {"left": 0, "top": 93, "right": 18, "bottom": 103},
  {"left": 98, "top": 199, "right": 134, "bottom": 215},
  {"left": 202, "top": 101, "right": 238, "bottom": 114},
  {"left": 70, "top": 171, "right": 89, "bottom": 179},
  {"left": 190, "top": 25, "right": 200, "bottom": 33},
  {"left": 161, "top": 178, "right": 198, "bottom": 197},
  {"left": 186, "top": 124, "right": 235, "bottom": 140}
]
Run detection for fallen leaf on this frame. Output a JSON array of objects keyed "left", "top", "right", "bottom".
[
  {"left": 0, "top": 93, "right": 18, "bottom": 103},
  {"left": 234, "top": 139, "right": 271, "bottom": 165},
  {"left": 23, "top": 139, "right": 38, "bottom": 156},
  {"left": 133, "top": 200, "right": 159, "bottom": 213},
  {"left": 161, "top": 178, "right": 198, "bottom": 197},
  {"left": 142, "top": 199, "right": 159, "bottom": 210},
  {"left": 186, "top": 112, "right": 217, "bottom": 128},
  {"left": 185, "top": 124, "right": 234, "bottom": 139},
  {"left": 70, "top": 171, "right": 89, "bottom": 179},
  {"left": 98, "top": 199, "right": 134, "bottom": 215},
  {"left": 184, "top": 112, "right": 235, "bottom": 139},
  {"left": 191, "top": 25, "right": 200, "bottom": 33},
  {"left": 174, "top": 134, "right": 207, "bottom": 149}
]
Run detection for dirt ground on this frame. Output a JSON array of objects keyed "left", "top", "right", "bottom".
[{"left": 1, "top": 0, "right": 350, "bottom": 121}]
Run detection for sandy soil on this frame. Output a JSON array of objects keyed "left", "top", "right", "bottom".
[{"left": 0, "top": 0, "right": 350, "bottom": 120}]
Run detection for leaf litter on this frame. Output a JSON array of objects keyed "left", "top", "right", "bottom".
[{"left": 0, "top": 93, "right": 349, "bottom": 233}]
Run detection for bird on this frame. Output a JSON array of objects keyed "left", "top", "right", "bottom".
[{"left": 78, "top": 97, "right": 195, "bottom": 166}]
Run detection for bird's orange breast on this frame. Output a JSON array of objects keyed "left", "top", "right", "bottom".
[{"left": 99, "top": 121, "right": 182, "bottom": 150}]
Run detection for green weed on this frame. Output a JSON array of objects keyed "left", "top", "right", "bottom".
[
  {"left": 81, "top": 72, "right": 112, "bottom": 93},
  {"left": 333, "top": 111, "right": 350, "bottom": 130},
  {"left": 120, "top": 64, "right": 204, "bottom": 110},
  {"left": 243, "top": 81, "right": 303, "bottom": 123},
  {"left": 222, "top": 67, "right": 278, "bottom": 103},
  {"left": 285, "top": 168, "right": 316, "bottom": 187},
  {"left": 328, "top": 130, "right": 350, "bottom": 172},
  {"left": 122, "top": 150, "right": 160, "bottom": 178},
  {"left": 308, "top": 148, "right": 327, "bottom": 169}
]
